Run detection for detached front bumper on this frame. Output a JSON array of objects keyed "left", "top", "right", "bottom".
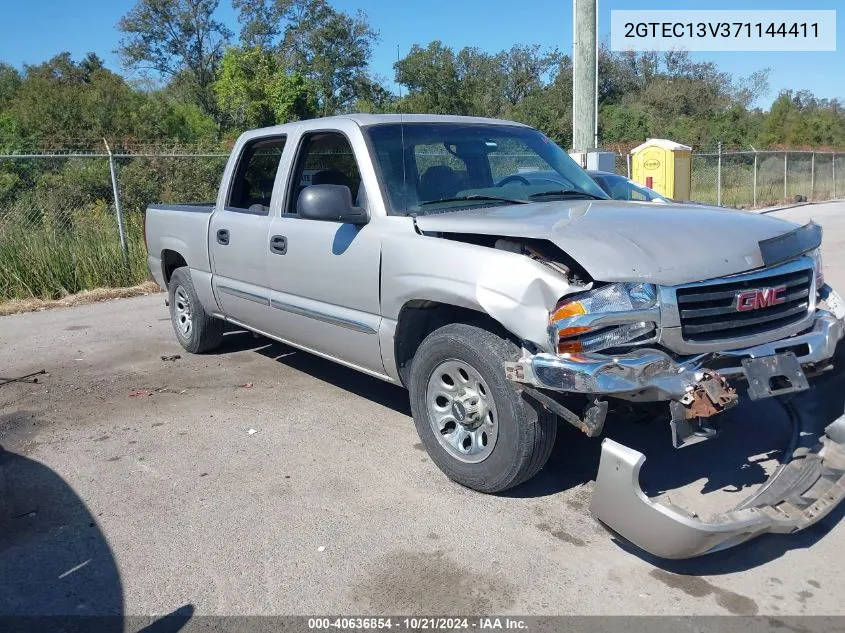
[{"left": 591, "top": 415, "right": 845, "bottom": 559}]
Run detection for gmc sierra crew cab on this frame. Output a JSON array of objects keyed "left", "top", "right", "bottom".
[{"left": 145, "top": 114, "right": 845, "bottom": 559}]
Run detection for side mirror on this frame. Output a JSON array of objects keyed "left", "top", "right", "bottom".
[{"left": 297, "top": 184, "right": 369, "bottom": 225}]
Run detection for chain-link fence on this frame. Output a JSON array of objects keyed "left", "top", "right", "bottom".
[
  {"left": 0, "top": 151, "right": 227, "bottom": 301},
  {"left": 1, "top": 146, "right": 844, "bottom": 302},
  {"left": 687, "top": 150, "right": 844, "bottom": 207},
  {"left": 614, "top": 153, "right": 631, "bottom": 178}
]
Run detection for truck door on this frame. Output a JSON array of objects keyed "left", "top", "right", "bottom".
[
  {"left": 209, "top": 135, "right": 287, "bottom": 333},
  {"left": 265, "top": 127, "right": 385, "bottom": 376}
]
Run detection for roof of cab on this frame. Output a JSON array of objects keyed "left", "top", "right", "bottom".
[
  {"left": 336, "top": 113, "right": 532, "bottom": 127},
  {"left": 241, "top": 113, "right": 533, "bottom": 138}
]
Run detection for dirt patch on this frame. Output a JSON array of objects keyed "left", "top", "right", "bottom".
[
  {"left": 0, "top": 411, "right": 42, "bottom": 450},
  {"left": 351, "top": 550, "right": 516, "bottom": 613},
  {"left": 535, "top": 522, "right": 586, "bottom": 547},
  {"left": 0, "top": 282, "right": 162, "bottom": 317},
  {"left": 650, "top": 569, "right": 758, "bottom": 615},
  {"left": 796, "top": 590, "right": 814, "bottom": 603}
]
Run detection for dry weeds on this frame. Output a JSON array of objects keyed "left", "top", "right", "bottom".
[{"left": 0, "top": 282, "right": 163, "bottom": 317}]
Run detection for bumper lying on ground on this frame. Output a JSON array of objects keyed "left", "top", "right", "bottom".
[{"left": 590, "top": 415, "right": 845, "bottom": 559}]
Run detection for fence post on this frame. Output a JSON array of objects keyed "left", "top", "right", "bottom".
[
  {"left": 752, "top": 149, "right": 758, "bottom": 207},
  {"left": 811, "top": 152, "right": 815, "bottom": 200},
  {"left": 834, "top": 154, "right": 838, "bottom": 199},
  {"left": 717, "top": 142, "right": 722, "bottom": 206},
  {"left": 103, "top": 139, "right": 129, "bottom": 268},
  {"left": 784, "top": 151, "right": 788, "bottom": 201},
  {"left": 626, "top": 153, "right": 631, "bottom": 179}
]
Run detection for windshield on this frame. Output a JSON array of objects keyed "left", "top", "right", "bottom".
[{"left": 365, "top": 123, "right": 609, "bottom": 215}]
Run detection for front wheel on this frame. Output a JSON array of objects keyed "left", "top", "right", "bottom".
[
  {"left": 168, "top": 267, "right": 224, "bottom": 354},
  {"left": 409, "top": 323, "right": 557, "bottom": 493}
]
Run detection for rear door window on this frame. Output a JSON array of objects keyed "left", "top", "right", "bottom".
[{"left": 227, "top": 136, "right": 287, "bottom": 214}]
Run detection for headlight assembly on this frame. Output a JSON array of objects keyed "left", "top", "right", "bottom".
[{"left": 550, "top": 282, "right": 658, "bottom": 353}]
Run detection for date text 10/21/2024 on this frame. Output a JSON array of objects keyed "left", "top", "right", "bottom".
[{"left": 307, "top": 618, "right": 529, "bottom": 630}]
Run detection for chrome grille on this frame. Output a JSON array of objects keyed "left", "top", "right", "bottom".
[{"left": 676, "top": 268, "right": 813, "bottom": 343}]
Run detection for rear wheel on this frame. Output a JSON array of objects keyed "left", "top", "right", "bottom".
[
  {"left": 168, "top": 267, "right": 223, "bottom": 354},
  {"left": 409, "top": 323, "right": 557, "bottom": 493}
]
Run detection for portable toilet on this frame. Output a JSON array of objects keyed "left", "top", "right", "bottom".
[{"left": 631, "top": 139, "right": 692, "bottom": 201}]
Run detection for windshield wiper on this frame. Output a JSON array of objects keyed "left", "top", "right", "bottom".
[
  {"left": 529, "top": 189, "right": 606, "bottom": 200},
  {"left": 419, "top": 194, "right": 529, "bottom": 206}
]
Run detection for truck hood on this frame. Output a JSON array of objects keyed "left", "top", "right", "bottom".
[{"left": 414, "top": 200, "right": 800, "bottom": 286}]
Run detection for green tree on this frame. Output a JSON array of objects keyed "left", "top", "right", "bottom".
[
  {"left": 117, "top": 0, "right": 232, "bottom": 113},
  {"left": 214, "top": 46, "right": 315, "bottom": 129},
  {"left": 0, "top": 63, "right": 22, "bottom": 107},
  {"left": 525, "top": 61, "right": 574, "bottom": 145},
  {"left": 232, "top": 0, "right": 282, "bottom": 49},
  {"left": 279, "top": 0, "right": 379, "bottom": 115},
  {"left": 499, "top": 45, "right": 561, "bottom": 109},
  {"left": 232, "top": 0, "right": 380, "bottom": 116},
  {"left": 395, "top": 42, "right": 561, "bottom": 122},
  {"left": 395, "top": 41, "right": 470, "bottom": 115},
  {"left": 7, "top": 53, "right": 139, "bottom": 141}
]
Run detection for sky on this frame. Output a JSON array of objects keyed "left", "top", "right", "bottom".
[{"left": 0, "top": 0, "right": 842, "bottom": 109}]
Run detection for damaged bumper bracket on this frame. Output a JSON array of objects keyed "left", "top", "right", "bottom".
[
  {"left": 590, "top": 415, "right": 845, "bottom": 559},
  {"left": 506, "top": 310, "right": 844, "bottom": 400}
]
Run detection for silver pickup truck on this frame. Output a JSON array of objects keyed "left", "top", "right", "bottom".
[{"left": 145, "top": 114, "right": 845, "bottom": 559}]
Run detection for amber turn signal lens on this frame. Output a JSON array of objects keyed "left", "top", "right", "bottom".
[
  {"left": 551, "top": 301, "right": 586, "bottom": 321},
  {"left": 557, "top": 340, "right": 583, "bottom": 354},
  {"left": 551, "top": 301, "right": 592, "bottom": 339}
]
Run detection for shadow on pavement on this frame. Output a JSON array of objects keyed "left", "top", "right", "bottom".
[
  {"left": 218, "top": 329, "right": 411, "bottom": 416},
  {"left": 500, "top": 392, "right": 793, "bottom": 502},
  {"left": 0, "top": 445, "right": 193, "bottom": 631}
]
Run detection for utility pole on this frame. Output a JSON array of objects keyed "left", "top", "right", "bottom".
[{"left": 572, "top": 0, "right": 597, "bottom": 152}]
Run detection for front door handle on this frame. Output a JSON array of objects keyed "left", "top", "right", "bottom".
[
  {"left": 216, "top": 229, "right": 230, "bottom": 245},
  {"left": 270, "top": 235, "right": 287, "bottom": 255}
]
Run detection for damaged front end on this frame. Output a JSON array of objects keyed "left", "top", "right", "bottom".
[{"left": 504, "top": 254, "right": 845, "bottom": 557}]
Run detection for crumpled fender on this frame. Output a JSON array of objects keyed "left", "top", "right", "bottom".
[
  {"left": 475, "top": 272, "right": 575, "bottom": 352},
  {"left": 381, "top": 231, "right": 577, "bottom": 350}
]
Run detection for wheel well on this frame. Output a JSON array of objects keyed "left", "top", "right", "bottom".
[
  {"left": 394, "top": 301, "right": 511, "bottom": 386},
  {"left": 161, "top": 250, "right": 188, "bottom": 285}
]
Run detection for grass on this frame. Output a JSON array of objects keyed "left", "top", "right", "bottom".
[{"left": 0, "top": 205, "right": 150, "bottom": 301}]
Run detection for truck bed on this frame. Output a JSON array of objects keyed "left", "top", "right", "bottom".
[
  {"left": 145, "top": 203, "right": 217, "bottom": 292},
  {"left": 146, "top": 203, "right": 215, "bottom": 214}
]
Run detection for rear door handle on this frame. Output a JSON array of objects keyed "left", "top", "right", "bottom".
[
  {"left": 216, "top": 229, "right": 230, "bottom": 245},
  {"left": 270, "top": 235, "right": 287, "bottom": 255}
]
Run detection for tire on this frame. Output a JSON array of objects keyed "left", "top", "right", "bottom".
[
  {"left": 168, "top": 267, "right": 224, "bottom": 354},
  {"left": 409, "top": 322, "right": 557, "bottom": 493}
]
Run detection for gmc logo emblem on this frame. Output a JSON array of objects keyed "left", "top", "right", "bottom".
[{"left": 735, "top": 285, "right": 787, "bottom": 311}]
